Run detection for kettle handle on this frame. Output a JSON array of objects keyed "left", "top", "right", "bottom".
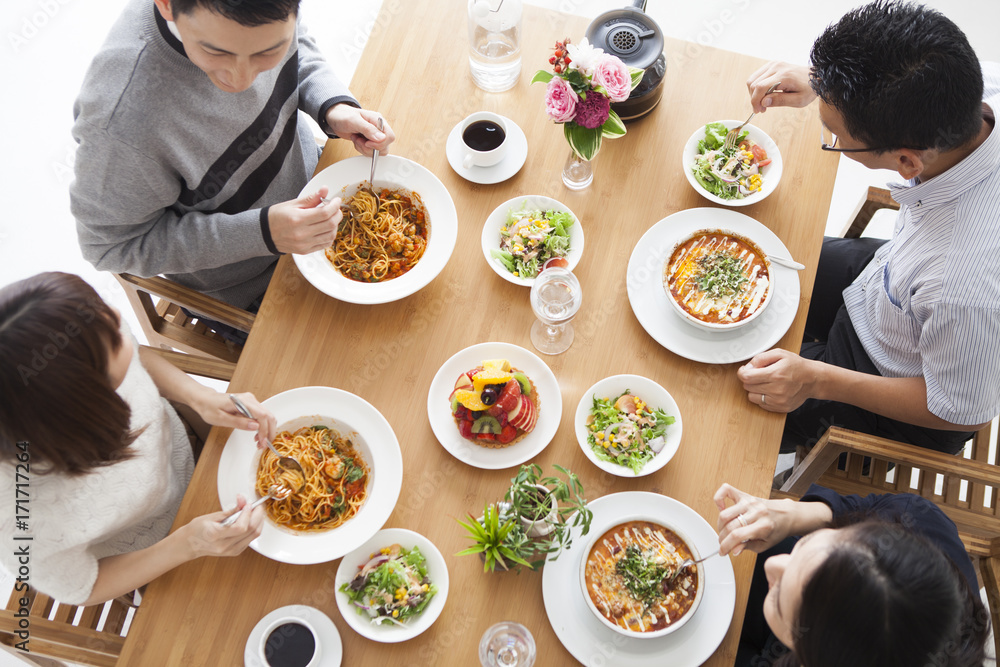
[{"left": 629, "top": 0, "right": 647, "bottom": 11}]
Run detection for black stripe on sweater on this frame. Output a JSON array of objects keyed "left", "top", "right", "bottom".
[
  {"left": 212, "top": 110, "right": 300, "bottom": 215},
  {"left": 177, "top": 53, "right": 299, "bottom": 207}
]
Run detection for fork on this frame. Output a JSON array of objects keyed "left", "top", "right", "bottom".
[
  {"left": 220, "top": 484, "right": 290, "bottom": 527},
  {"left": 723, "top": 82, "right": 781, "bottom": 150}
]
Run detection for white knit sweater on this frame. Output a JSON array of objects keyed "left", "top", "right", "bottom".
[{"left": 0, "top": 335, "right": 194, "bottom": 604}]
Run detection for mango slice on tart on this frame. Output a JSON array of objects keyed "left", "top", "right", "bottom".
[{"left": 453, "top": 389, "right": 489, "bottom": 411}]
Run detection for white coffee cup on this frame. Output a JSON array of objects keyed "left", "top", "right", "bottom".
[
  {"left": 460, "top": 112, "right": 508, "bottom": 169},
  {"left": 259, "top": 616, "right": 321, "bottom": 667}
]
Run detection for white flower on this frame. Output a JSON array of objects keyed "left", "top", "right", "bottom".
[{"left": 566, "top": 37, "right": 604, "bottom": 78}]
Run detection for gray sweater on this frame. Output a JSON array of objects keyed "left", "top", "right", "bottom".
[{"left": 71, "top": 0, "right": 357, "bottom": 307}]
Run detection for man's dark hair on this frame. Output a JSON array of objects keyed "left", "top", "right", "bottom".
[
  {"left": 809, "top": 0, "right": 983, "bottom": 153},
  {"left": 170, "top": 0, "right": 300, "bottom": 27}
]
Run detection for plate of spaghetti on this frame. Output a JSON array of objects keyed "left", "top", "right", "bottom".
[
  {"left": 217, "top": 386, "right": 403, "bottom": 564},
  {"left": 293, "top": 155, "right": 458, "bottom": 304}
]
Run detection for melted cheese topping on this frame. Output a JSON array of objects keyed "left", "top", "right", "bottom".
[
  {"left": 584, "top": 521, "right": 698, "bottom": 633},
  {"left": 664, "top": 231, "right": 770, "bottom": 324}
]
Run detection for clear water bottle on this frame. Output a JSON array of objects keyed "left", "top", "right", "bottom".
[{"left": 467, "top": 0, "right": 522, "bottom": 92}]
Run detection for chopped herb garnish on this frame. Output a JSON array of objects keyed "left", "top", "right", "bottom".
[
  {"left": 694, "top": 251, "right": 747, "bottom": 298},
  {"left": 615, "top": 545, "right": 669, "bottom": 608}
]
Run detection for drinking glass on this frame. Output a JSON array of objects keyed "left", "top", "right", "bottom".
[
  {"left": 529, "top": 267, "right": 582, "bottom": 355},
  {"left": 479, "top": 621, "right": 536, "bottom": 667},
  {"left": 467, "top": 0, "right": 522, "bottom": 92}
]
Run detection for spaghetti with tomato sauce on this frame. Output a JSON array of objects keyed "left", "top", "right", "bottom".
[
  {"left": 255, "top": 426, "right": 369, "bottom": 532},
  {"left": 326, "top": 187, "right": 429, "bottom": 283}
]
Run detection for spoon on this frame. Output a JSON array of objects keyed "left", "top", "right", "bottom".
[
  {"left": 220, "top": 484, "right": 290, "bottom": 527},
  {"left": 767, "top": 254, "right": 805, "bottom": 271},
  {"left": 667, "top": 551, "right": 719, "bottom": 585},
  {"left": 228, "top": 394, "right": 307, "bottom": 484}
]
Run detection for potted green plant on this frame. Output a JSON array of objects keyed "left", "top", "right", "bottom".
[
  {"left": 455, "top": 502, "right": 533, "bottom": 573},
  {"left": 504, "top": 464, "right": 593, "bottom": 559}
]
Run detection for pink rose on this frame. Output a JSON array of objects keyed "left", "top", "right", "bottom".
[
  {"left": 592, "top": 54, "right": 631, "bottom": 103},
  {"left": 545, "top": 77, "right": 577, "bottom": 123}
]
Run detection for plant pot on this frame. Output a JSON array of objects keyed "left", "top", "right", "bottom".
[{"left": 518, "top": 485, "right": 559, "bottom": 538}]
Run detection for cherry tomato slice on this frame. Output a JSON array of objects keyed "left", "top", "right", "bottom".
[
  {"left": 751, "top": 144, "right": 769, "bottom": 162},
  {"left": 542, "top": 257, "right": 569, "bottom": 271}
]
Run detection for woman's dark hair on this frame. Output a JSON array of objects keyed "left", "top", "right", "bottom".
[
  {"left": 809, "top": 1, "right": 983, "bottom": 153},
  {"left": 775, "top": 520, "right": 989, "bottom": 667},
  {"left": 170, "top": 0, "right": 300, "bottom": 27},
  {"left": 0, "top": 273, "right": 139, "bottom": 475}
]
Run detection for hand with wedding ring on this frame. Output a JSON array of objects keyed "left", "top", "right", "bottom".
[{"left": 714, "top": 483, "right": 834, "bottom": 557}]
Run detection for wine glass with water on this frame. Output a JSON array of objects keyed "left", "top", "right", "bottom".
[
  {"left": 529, "top": 266, "right": 582, "bottom": 355},
  {"left": 479, "top": 621, "right": 536, "bottom": 667}
]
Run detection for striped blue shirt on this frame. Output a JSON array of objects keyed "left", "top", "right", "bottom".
[{"left": 843, "top": 62, "right": 1000, "bottom": 426}]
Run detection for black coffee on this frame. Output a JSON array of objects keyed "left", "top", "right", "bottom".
[
  {"left": 264, "top": 622, "right": 316, "bottom": 667},
  {"left": 462, "top": 120, "right": 506, "bottom": 151}
]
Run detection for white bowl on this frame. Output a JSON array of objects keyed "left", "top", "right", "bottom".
[
  {"left": 574, "top": 375, "right": 682, "bottom": 478},
  {"left": 662, "top": 227, "right": 773, "bottom": 332},
  {"left": 293, "top": 155, "right": 458, "bottom": 304},
  {"left": 335, "top": 528, "right": 449, "bottom": 643},
  {"left": 481, "top": 195, "right": 584, "bottom": 286},
  {"left": 217, "top": 387, "right": 403, "bottom": 564},
  {"left": 579, "top": 516, "right": 706, "bottom": 639},
  {"left": 682, "top": 121, "right": 783, "bottom": 207}
]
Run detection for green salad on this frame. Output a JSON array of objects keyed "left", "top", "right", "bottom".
[
  {"left": 586, "top": 391, "right": 675, "bottom": 474},
  {"left": 339, "top": 544, "right": 437, "bottom": 626},
  {"left": 490, "top": 207, "right": 574, "bottom": 279},
  {"left": 691, "top": 122, "right": 772, "bottom": 200}
]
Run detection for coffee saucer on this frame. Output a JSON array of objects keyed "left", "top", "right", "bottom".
[
  {"left": 244, "top": 604, "right": 342, "bottom": 667},
  {"left": 446, "top": 115, "right": 527, "bottom": 184}
]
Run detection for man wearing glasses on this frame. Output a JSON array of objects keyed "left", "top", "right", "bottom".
[{"left": 736, "top": 1, "right": 1000, "bottom": 460}]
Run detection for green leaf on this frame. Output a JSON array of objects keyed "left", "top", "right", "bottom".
[
  {"left": 455, "top": 545, "right": 487, "bottom": 556},
  {"left": 629, "top": 66, "right": 645, "bottom": 91},
  {"left": 530, "top": 70, "right": 554, "bottom": 85},
  {"left": 564, "top": 123, "right": 602, "bottom": 161},
  {"left": 601, "top": 110, "right": 627, "bottom": 139}
]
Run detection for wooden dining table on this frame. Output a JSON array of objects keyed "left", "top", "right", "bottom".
[{"left": 118, "top": 2, "right": 838, "bottom": 665}]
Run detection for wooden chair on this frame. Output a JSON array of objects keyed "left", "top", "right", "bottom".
[
  {"left": 0, "top": 586, "right": 137, "bottom": 666},
  {"left": 773, "top": 186, "right": 998, "bottom": 656},
  {"left": 0, "top": 349, "right": 234, "bottom": 665},
  {"left": 115, "top": 273, "right": 255, "bottom": 365}
]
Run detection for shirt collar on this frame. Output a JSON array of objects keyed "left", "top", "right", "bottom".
[
  {"left": 153, "top": 5, "right": 188, "bottom": 59},
  {"left": 888, "top": 100, "right": 1000, "bottom": 208}
]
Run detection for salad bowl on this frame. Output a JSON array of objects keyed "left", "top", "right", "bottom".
[
  {"left": 574, "top": 374, "right": 682, "bottom": 477},
  {"left": 334, "top": 528, "right": 449, "bottom": 642},
  {"left": 481, "top": 195, "right": 585, "bottom": 286},
  {"left": 682, "top": 121, "right": 783, "bottom": 207}
]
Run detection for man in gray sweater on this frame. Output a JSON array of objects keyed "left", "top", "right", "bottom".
[{"left": 71, "top": 0, "right": 395, "bottom": 310}]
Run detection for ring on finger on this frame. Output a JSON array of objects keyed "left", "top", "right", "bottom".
[
  {"left": 761, "top": 394, "right": 766, "bottom": 405},
  {"left": 737, "top": 513, "right": 749, "bottom": 528}
]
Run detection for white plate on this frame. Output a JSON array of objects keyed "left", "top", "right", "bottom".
[
  {"left": 542, "top": 492, "right": 736, "bottom": 667},
  {"left": 217, "top": 386, "right": 403, "bottom": 564},
  {"left": 682, "top": 121, "right": 783, "bottom": 207},
  {"left": 426, "top": 342, "right": 561, "bottom": 469},
  {"left": 335, "top": 528, "right": 450, "bottom": 642},
  {"left": 480, "top": 195, "right": 585, "bottom": 286},
  {"left": 446, "top": 115, "right": 528, "bottom": 184},
  {"left": 626, "top": 208, "right": 801, "bottom": 364},
  {"left": 244, "top": 604, "right": 342, "bottom": 667},
  {"left": 574, "top": 375, "right": 683, "bottom": 477},
  {"left": 293, "top": 155, "right": 457, "bottom": 304}
]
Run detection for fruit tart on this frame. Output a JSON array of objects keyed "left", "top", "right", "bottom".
[{"left": 448, "top": 359, "right": 540, "bottom": 449}]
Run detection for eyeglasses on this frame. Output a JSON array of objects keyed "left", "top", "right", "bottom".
[{"left": 820, "top": 126, "right": 925, "bottom": 153}]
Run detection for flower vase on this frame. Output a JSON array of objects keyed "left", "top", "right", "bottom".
[{"left": 562, "top": 150, "right": 594, "bottom": 190}]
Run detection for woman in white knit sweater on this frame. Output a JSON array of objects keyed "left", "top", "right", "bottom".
[{"left": 0, "top": 272, "right": 276, "bottom": 605}]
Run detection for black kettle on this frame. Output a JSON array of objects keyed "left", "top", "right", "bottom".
[{"left": 585, "top": 0, "right": 666, "bottom": 121}]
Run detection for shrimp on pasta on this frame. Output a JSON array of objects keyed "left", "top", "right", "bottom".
[
  {"left": 255, "top": 426, "right": 369, "bottom": 532},
  {"left": 325, "top": 187, "right": 429, "bottom": 282}
]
